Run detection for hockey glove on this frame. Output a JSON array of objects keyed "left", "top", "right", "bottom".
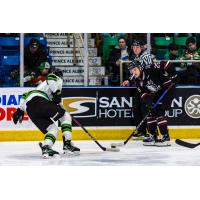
[
  {"left": 13, "top": 108, "right": 24, "bottom": 124},
  {"left": 52, "top": 90, "right": 62, "bottom": 104}
]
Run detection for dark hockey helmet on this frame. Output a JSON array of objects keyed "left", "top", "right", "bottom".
[
  {"left": 128, "top": 60, "right": 143, "bottom": 70},
  {"left": 53, "top": 68, "right": 63, "bottom": 79},
  {"left": 132, "top": 39, "right": 145, "bottom": 46}
]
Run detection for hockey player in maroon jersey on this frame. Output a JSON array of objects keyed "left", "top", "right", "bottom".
[{"left": 128, "top": 60, "right": 175, "bottom": 146}]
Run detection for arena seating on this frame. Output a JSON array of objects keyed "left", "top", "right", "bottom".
[
  {"left": 102, "top": 35, "right": 118, "bottom": 65},
  {"left": 0, "top": 36, "right": 47, "bottom": 86},
  {"left": 154, "top": 37, "right": 173, "bottom": 60}
]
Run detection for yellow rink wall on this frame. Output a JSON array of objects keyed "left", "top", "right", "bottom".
[{"left": 0, "top": 127, "right": 200, "bottom": 141}]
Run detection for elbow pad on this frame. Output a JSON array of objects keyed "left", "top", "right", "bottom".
[{"left": 52, "top": 90, "right": 62, "bottom": 104}]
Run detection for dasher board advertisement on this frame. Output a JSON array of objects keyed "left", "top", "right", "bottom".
[
  {"left": 0, "top": 87, "right": 199, "bottom": 130},
  {"left": 62, "top": 87, "right": 200, "bottom": 126}
]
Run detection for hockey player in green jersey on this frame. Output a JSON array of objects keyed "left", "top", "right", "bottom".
[{"left": 13, "top": 69, "right": 80, "bottom": 158}]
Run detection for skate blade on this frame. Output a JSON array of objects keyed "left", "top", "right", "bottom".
[
  {"left": 42, "top": 153, "right": 60, "bottom": 159},
  {"left": 155, "top": 141, "right": 171, "bottom": 147},
  {"left": 63, "top": 150, "right": 80, "bottom": 157},
  {"left": 143, "top": 142, "right": 155, "bottom": 146}
]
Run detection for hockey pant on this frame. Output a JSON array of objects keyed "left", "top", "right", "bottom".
[
  {"left": 146, "top": 87, "right": 175, "bottom": 136},
  {"left": 26, "top": 97, "right": 72, "bottom": 146}
]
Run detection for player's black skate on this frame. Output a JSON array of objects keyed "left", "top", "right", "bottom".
[
  {"left": 155, "top": 134, "right": 171, "bottom": 147},
  {"left": 39, "top": 142, "right": 59, "bottom": 159},
  {"left": 63, "top": 136, "right": 80, "bottom": 156},
  {"left": 143, "top": 134, "right": 156, "bottom": 146}
]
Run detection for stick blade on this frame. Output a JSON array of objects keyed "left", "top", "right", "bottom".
[
  {"left": 175, "top": 139, "right": 200, "bottom": 148},
  {"left": 111, "top": 142, "right": 124, "bottom": 148}
]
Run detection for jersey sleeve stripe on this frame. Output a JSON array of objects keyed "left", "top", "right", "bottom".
[
  {"left": 47, "top": 74, "right": 58, "bottom": 79},
  {"left": 47, "top": 77, "right": 57, "bottom": 81}
]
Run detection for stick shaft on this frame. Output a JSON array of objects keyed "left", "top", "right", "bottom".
[
  {"left": 71, "top": 116, "right": 106, "bottom": 151},
  {"left": 124, "top": 113, "right": 149, "bottom": 145}
]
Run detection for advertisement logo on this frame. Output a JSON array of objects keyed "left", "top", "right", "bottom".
[
  {"left": 62, "top": 97, "right": 97, "bottom": 118},
  {"left": 0, "top": 94, "right": 29, "bottom": 121},
  {"left": 184, "top": 95, "right": 200, "bottom": 119}
]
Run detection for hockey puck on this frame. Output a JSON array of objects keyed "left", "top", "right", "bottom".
[{"left": 111, "top": 145, "right": 116, "bottom": 148}]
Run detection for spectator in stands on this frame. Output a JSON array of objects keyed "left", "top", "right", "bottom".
[
  {"left": 100, "top": 33, "right": 127, "bottom": 66},
  {"left": 24, "top": 38, "right": 49, "bottom": 73},
  {"left": 108, "top": 37, "right": 131, "bottom": 85},
  {"left": 167, "top": 43, "right": 186, "bottom": 83},
  {"left": 183, "top": 37, "right": 200, "bottom": 84},
  {"left": 185, "top": 37, "right": 200, "bottom": 59},
  {"left": 168, "top": 43, "right": 179, "bottom": 60}
]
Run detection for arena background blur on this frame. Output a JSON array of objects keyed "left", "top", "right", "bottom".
[{"left": 0, "top": 33, "right": 200, "bottom": 87}]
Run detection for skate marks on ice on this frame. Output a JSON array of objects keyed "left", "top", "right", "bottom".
[
  {"left": 0, "top": 141, "right": 110, "bottom": 166},
  {"left": 0, "top": 141, "right": 200, "bottom": 165}
]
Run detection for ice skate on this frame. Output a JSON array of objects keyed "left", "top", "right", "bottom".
[
  {"left": 143, "top": 134, "right": 156, "bottom": 146},
  {"left": 155, "top": 134, "right": 171, "bottom": 147},
  {"left": 39, "top": 142, "right": 59, "bottom": 159},
  {"left": 63, "top": 136, "right": 80, "bottom": 156}
]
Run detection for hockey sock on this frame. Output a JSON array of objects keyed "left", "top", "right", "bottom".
[
  {"left": 157, "top": 116, "right": 168, "bottom": 135},
  {"left": 147, "top": 117, "right": 157, "bottom": 136},
  {"left": 44, "top": 124, "right": 58, "bottom": 147},
  {"left": 59, "top": 112, "right": 72, "bottom": 141},
  {"left": 61, "top": 123, "right": 72, "bottom": 141}
]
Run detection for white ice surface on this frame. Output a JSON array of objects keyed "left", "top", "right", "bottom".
[{"left": 0, "top": 140, "right": 200, "bottom": 166}]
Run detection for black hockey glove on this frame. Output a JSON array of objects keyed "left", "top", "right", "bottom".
[
  {"left": 13, "top": 108, "right": 24, "bottom": 124},
  {"left": 52, "top": 90, "right": 62, "bottom": 104}
]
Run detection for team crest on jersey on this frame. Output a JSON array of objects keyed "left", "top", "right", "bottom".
[
  {"left": 62, "top": 97, "right": 97, "bottom": 118},
  {"left": 147, "top": 79, "right": 154, "bottom": 85}
]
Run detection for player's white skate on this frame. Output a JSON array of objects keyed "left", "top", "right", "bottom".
[
  {"left": 143, "top": 134, "right": 156, "bottom": 146},
  {"left": 63, "top": 137, "right": 80, "bottom": 156},
  {"left": 155, "top": 134, "right": 171, "bottom": 147},
  {"left": 39, "top": 142, "right": 60, "bottom": 159}
]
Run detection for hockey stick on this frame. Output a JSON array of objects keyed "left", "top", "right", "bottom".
[
  {"left": 175, "top": 139, "right": 200, "bottom": 148},
  {"left": 111, "top": 82, "right": 175, "bottom": 148},
  {"left": 71, "top": 116, "right": 120, "bottom": 152}
]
